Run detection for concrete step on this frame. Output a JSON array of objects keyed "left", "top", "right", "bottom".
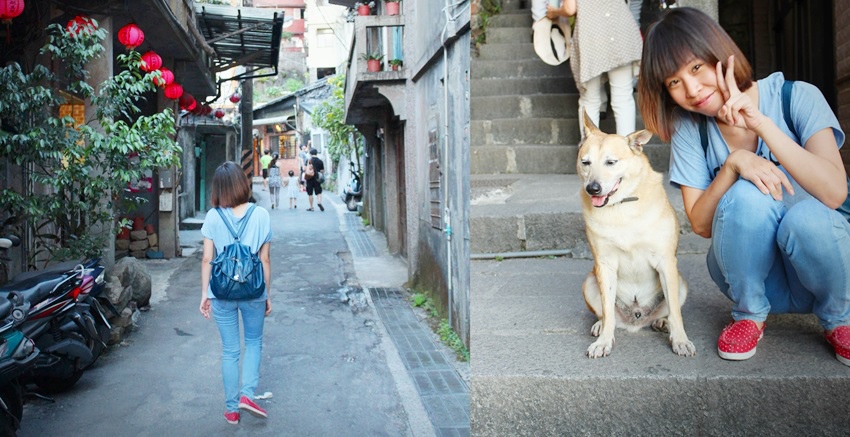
[
  {"left": 493, "top": 0, "right": 531, "bottom": 13},
  {"left": 472, "top": 59, "right": 572, "bottom": 80},
  {"left": 470, "top": 76, "right": 575, "bottom": 97},
  {"left": 470, "top": 252, "right": 850, "bottom": 435},
  {"left": 179, "top": 216, "right": 204, "bottom": 231},
  {"left": 471, "top": 144, "right": 578, "bottom": 175},
  {"left": 476, "top": 42, "right": 539, "bottom": 61},
  {"left": 469, "top": 171, "right": 678, "bottom": 254},
  {"left": 471, "top": 117, "right": 580, "bottom": 146},
  {"left": 487, "top": 12, "right": 533, "bottom": 29},
  {"left": 472, "top": 94, "right": 579, "bottom": 121},
  {"left": 486, "top": 26, "right": 533, "bottom": 44}
]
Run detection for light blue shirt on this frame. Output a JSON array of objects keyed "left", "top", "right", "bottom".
[
  {"left": 201, "top": 204, "right": 272, "bottom": 300},
  {"left": 669, "top": 72, "right": 845, "bottom": 209}
]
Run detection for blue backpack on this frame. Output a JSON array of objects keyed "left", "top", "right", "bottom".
[
  {"left": 699, "top": 80, "right": 850, "bottom": 223},
  {"left": 209, "top": 204, "right": 265, "bottom": 300}
]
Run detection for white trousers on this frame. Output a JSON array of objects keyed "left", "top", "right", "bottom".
[{"left": 579, "top": 63, "right": 636, "bottom": 137}]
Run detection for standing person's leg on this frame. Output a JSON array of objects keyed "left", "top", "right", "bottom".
[
  {"left": 274, "top": 186, "right": 280, "bottom": 208},
  {"left": 306, "top": 180, "right": 315, "bottom": 210},
  {"left": 316, "top": 183, "right": 324, "bottom": 211},
  {"left": 578, "top": 74, "right": 604, "bottom": 138},
  {"left": 211, "top": 299, "right": 241, "bottom": 418},
  {"left": 237, "top": 300, "right": 268, "bottom": 417},
  {"left": 607, "top": 63, "right": 637, "bottom": 136}
]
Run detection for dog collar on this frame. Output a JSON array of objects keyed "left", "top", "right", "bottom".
[{"left": 617, "top": 196, "right": 639, "bottom": 204}]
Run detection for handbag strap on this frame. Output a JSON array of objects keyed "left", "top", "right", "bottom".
[{"left": 215, "top": 204, "right": 256, "bottom": 242}]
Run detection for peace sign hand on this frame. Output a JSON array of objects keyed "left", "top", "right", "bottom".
[{"left": 715, "top": 56, "right": 765, "bottom": 131}]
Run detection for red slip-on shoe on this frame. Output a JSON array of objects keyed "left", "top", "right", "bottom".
[
  {"left": 224, "top": 411, "right": 239, "bottom": 424},
  {"left": 826, "top": 325, "right": 850, "bottom": 367},
  {"left": 239, "top": 395, "right": 268, "bottom": 418},
  {"left": 718, "top": 319, "right": 765, "bottom": 361}
]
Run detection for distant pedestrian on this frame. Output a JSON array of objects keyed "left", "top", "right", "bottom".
[
  {"left": 200, "top": 161, "right": 273, "bottom": 424},
  {"left": 305, "top": 148, "right": 325, "bottom": 212},
  {"left": 285, "top": 169, "right": 298, "bottom": 209},
  {"left": 260, "top": 149, "right": 273, "bottom": 191},
  {"left": 298, "top": 144, "right": 309, "bottom": 192},
  {"left": 267, "top": 154, "right": 282, "bottom": 209}
]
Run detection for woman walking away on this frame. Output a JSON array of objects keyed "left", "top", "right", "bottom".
[
  {"left": 200, "top": 162, "right": 274, "bottom": 423},
  {"left": 286, "top": 169, "right": 298, "bottom": 209},
  {"left": 267, "top": 154, "right": 282, "bottom": 209},
  {"left": 638, "top": 7, "right": 850, "bottom": 365},
  {"left": 547, "top": 0, "right": 643, "bottom": 137}
]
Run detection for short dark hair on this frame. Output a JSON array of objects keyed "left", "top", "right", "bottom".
[
  {"left": 210, "top": 161, "right": 252, "bottom": 208},
  {"left": 310, "top": 148, "right": 317, "bottom": 155},
  {"left": 638, "top": 7, "right": 752, "bottom": 142}
]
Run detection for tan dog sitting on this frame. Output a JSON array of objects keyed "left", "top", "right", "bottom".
[{"left": 577, "top": 112, "right": 696, "bottom": 358}]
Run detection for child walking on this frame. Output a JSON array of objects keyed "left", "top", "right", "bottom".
[
  {"left": 286, "top": 170, "right": 299, "bottom": 209},
  {"left": 267, "top": 155, "right": 282, "bottom": 209}
]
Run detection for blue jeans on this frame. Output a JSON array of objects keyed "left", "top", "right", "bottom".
[
  {"left": 706, "top": 180, "right": 850, "bottom": 330},
  {"left": 211, "top": 299, "right": 266, "bottom": 412}
]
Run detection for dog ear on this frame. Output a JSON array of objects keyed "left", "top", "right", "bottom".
[
  {"left": 626, "top": 130, "right": 653, "bottom": 153},
  {"left": 581, "top": 109, "right": 601, "bottom": 137}
]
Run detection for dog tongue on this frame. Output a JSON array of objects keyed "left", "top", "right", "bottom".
[{"left": 591, "top": 195, "right": 607, "bottom": 207}]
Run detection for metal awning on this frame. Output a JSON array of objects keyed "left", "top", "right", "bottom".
[{"left": 195, "top": 5, "right": 284, "bottom": 83}]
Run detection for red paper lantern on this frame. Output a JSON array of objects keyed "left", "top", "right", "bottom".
[
  {"left": 140, "top": 51, "right": 162, "bottom": 72},
  {"left": 202, "top": 105, "right": 212, "bottom": 116},
  {"left": 164, "top": 83, "right": 183, "bottom": 100},
  {"left": 179, "top": 93, "right": 195, "bottom": 110},
  {"left": 190, "top": 104, "right": 204, "bottom": 115},
  {"left": 213, "top": 109, "right": 225, "bottom": 119},
  {"left": 117, "top": 23, "right": 144, "bottom": 50},
  {"left": 229, "top": 93, "right": 241, "bottom": 103},
  {"left": 0, "top": 0, "right": 24, "bottom": 20},
  {"left": 66, "top": 15, "right": 95, "bottom": 36},
  {"left": 152, "top": 67, "right": 174, "bottom": 87}
]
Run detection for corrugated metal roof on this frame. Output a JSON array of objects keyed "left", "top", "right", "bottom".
[{"left": 195, "top": 4, "right": 284, "bottom": 80}]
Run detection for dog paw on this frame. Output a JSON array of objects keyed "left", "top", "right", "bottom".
[
  {"left": 586, "top": 338, "right": 614, "bottom": 358},
  {"left": 652, "top": 318, "right": 669, "bottom": 333},
  {"left": 671, "top": 338, "right": 697, "bottom": 357},
  {"left": 590, "top": 321, "right": 602, "bottom": 337}
]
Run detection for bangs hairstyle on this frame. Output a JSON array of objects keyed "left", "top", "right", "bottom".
[
  {"left": 638, "top": 7, "right": 752, "bottom": 142},
  {"left": 210, "top": 161, "right": 252, "bottom": 208}
]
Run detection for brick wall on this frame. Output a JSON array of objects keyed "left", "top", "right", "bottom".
[{"left": 836, "top": 1, "right": 850, "bottom": 174}]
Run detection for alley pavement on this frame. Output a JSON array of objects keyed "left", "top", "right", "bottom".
[
  {"left": 19, "top": 183, "right": 469, "bottom": 437},
  {"left": 470, "top": 175, "right": 850, "bottom": 436}
]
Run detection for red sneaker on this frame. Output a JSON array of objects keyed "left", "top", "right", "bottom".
[
  {"left": 826, "top": 325, "right": 850, "bottom": 367},
  {"left": 224, "top": 411, "right": 239, "bottom": 425},
  {"left": 239, "top": 395, "right": 268, "bottom": 418},
  {"left": 718, "top": 320, "right": 765, "bottom": 360}
]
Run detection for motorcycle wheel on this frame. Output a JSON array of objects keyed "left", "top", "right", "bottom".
[
  {"left": 0, "top": 380, "right": 24, "bottom": 435},
  {"left": 346, "top": 196, "right": 358, "bottom": 211},
  {"left": 32, "top": 361, "right": 85, "bottom": 394}
]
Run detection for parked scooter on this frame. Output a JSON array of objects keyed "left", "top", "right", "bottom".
[
  {"left": 341, "top": 168, "right": 363, "bottom": 212},
  {"left": 0, "top": 238, "right": 107, "bottom": 393},
  {"left": 0, "top": 237, "right": 39, "bottom": 435}
]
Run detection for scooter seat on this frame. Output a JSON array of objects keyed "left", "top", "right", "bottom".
[{"left": 0, "top": 275, "right": 68, "bottom": 304}]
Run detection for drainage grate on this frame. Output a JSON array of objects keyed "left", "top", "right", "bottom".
[
  {"left": 370, "top": 288, "right": 470, "bottom": 437},
  {"left": 344, "top": 213, "right": 379, "bottom": 257}
]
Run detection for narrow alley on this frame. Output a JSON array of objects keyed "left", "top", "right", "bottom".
[{"left": 18, "top": 186, "right": 469, "bottom": 437}]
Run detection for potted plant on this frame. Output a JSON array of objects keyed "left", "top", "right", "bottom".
[
  {"left": 360, "top": 52, "right": 384, "bottom": 72},
  {"left": 355, "top": 1, "right": 375, "bottom": 16},
  {"left": 388, "top": 58, "right": 403, "bottom": 71},
  {"left": 384, "top": 0, "right": 401, "bottom": 16}
]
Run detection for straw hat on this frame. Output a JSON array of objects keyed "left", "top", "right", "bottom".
[{"left": 532, "top": 17, "right": 571, "bottom": 66}]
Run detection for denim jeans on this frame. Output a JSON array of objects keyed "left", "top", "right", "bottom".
[
  {"left": 707, "top": 180, "right": 850, "bottom": 330},
  {"left": 211, "top": 298, "right": 266, "bottom": 412}
]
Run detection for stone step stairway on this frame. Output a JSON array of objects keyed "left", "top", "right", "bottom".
[{"left": 470, "top": 0, "right": 669, "bottom": 255}]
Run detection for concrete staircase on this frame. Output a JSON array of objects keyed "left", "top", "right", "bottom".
[
  {"left": 470, "top": 0, "right": 669, "bottom": 255},
  {"left": 469, "top": 2, "right": 850, "bottom": 435}
]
